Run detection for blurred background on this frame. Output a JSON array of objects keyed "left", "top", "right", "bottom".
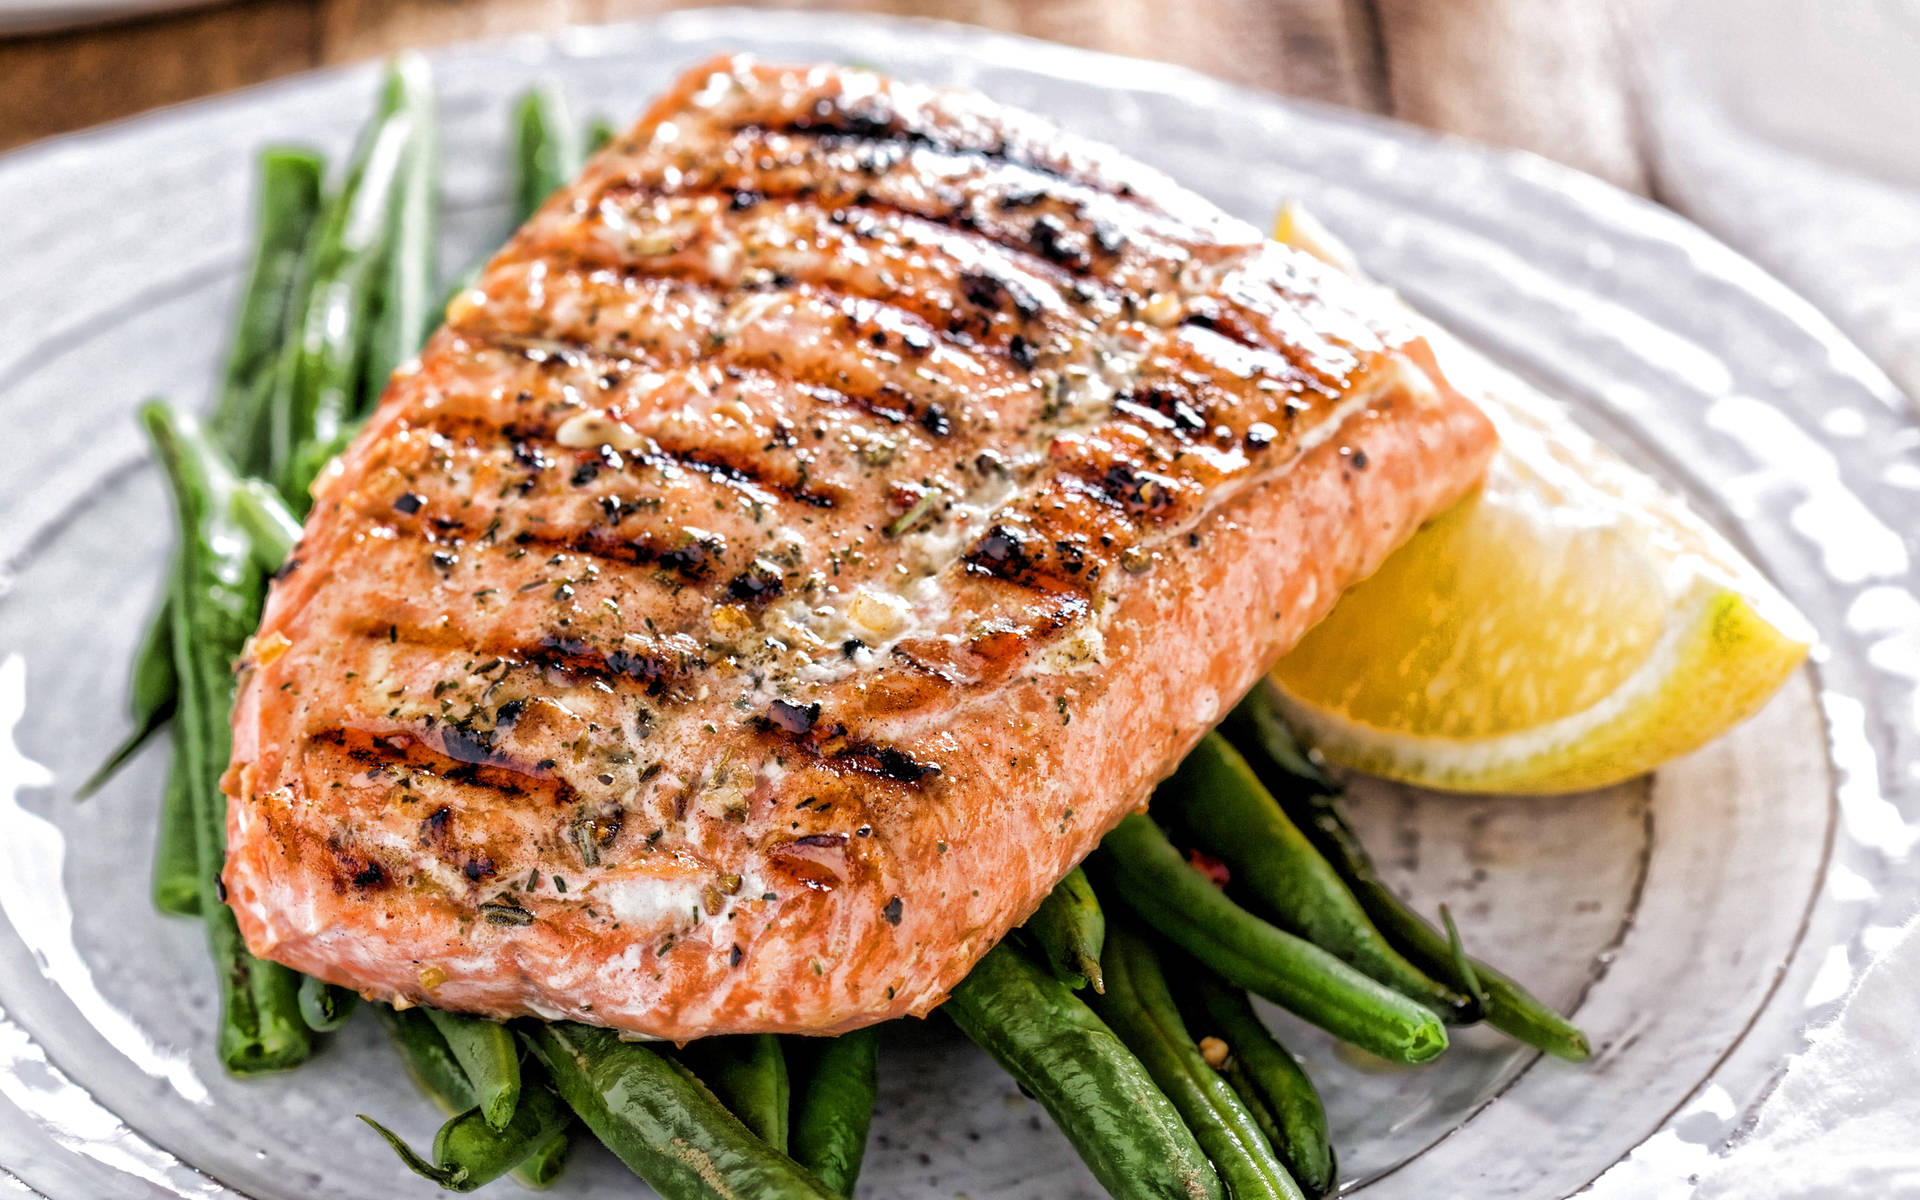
[{"left": 3, "top": 0, "right": 1917, "bottom": 407}]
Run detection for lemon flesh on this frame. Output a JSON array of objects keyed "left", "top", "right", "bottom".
[{"left": 1268, "top": 208, "right": 1813, "bottom": 793}]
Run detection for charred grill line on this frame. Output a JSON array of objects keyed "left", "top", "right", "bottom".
[
  {"left": 733, "top": 102, "right": 1148, "bottom": 210},
  {"left": 752, "top": 714, "right": 943, "bottom": 787},
  {"left": 448, "top": 306, "right": 1017, "bottom": 448},
  {"left": 638, "top": 442, "right": 838, "bottom": 510},
  {"left": 325, "top": 832, "right": 391, "bottom": 894},
  {"left": 308, "top": 727, "right": 576, "bottom": 808},
  {"left": 388, "top": 405, "right": 834, "bottom": 518},
  {"left": 526, "top": 632, "right": 693, "bottom": 698},
  {"left": 493, "top": 222, "right": 1069, "bottom": 378},
  {"left": 585, "top": 168, "right": 1123, "bottom": 297}
]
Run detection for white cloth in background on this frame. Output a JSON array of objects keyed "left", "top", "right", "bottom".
[
  {"left": 1693, "top": 915, "right": 1920, "bottom": 1196},
  {"left": 1646, "top": 0, "right": 1920, "bottom": 403}
]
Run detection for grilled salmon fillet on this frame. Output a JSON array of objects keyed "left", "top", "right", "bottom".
[{"left": 223, "top": 56, "right": 1497, "bottom": 1039}]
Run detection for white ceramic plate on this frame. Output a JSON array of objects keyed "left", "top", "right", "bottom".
[{"left": 0, "top": 11, "right": 1915, "bottom": 1199}]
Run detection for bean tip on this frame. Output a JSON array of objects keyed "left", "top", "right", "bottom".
[
  {"left": 1547, "top": 1030, "right": 1593, "bottom": 1062},
  {"left": 1404, "top": 1018, "right": 1449, "bottom": 1065}
]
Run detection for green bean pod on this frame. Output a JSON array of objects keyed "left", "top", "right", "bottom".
[
  {"left": 231, "top": 477, "right": 302, "bottom": 572},
  {"left": 786, "top": 1028, "right": 878, "bottom": 1195},
  {"left": 1091, "top": 923, "right": 1304, "bottom": 1200},
  {"left": 945, "top": 942, "right": 1224, "bottom": 1200},
  {"left": 380, "top": 1007, "right": 572, "bottom": 1189},
  {"left": 127, "top": 593, "right": 178, "bottom": 733},
  {"left": 512, "top": 1123, "right": 575, "bottom": 1189},
  {"left": 86, "top": 149, "right": 324, "bottom": 799},
  {"left": 362, "top": 54, "right": 439, "bottom": 405},
  {"left": 1164, "top": 733, "right": 1469, "bottom": 1020},
  {"left": 424, "top": 1009, "right": 522, "bottom": 1130},
  {"left": 215, "top": 148, "right": 328, "bottom": 474},
  {"left": 382, "top": 1006, "right": 478, "bottom": 1112},
  {"left": 149, "top": 749, "right": 200, "bottom": 916},
  {"left": 79, "top": 596, "right": 176, "bottom": 800},
  {"left": 142, "top": 402, "right": 312, "bottom": 1075},
  {"left": 1187, "top": 975, "right": 1335, "bottom": 1198},
  {"left": 297, "top": 974, "right": 359, "bottom": 1032},
  {"left": 1221, "top": 1057, "right": 1288, "bottom": 1166},
  {"left": 1225, "top": 684, "right": 1335, "bottom": 791},
  {"left": 523, "top": 1022, "right": 841, "bottom": 1200},
  {"left": 1097, "top": 813, "right": 1447, "bottom": 1065},
  {"left": 1225, "top": 687, "right": 1590, "bottom": 1061},
  {"left": 676, "top": 1034, "right": 790, "bottom": 1151},
  {"left": 271, "top": 92, "right": 415, "bottom": 498},
  {"left": 1024, "top": 865, "right": 1106, "bottom": 992},
  {"left": 362, "top": 1072, "right": 571, "bottom": 1193},
  {"left": 513, "top": 83, "right": 584, "bottom": 223}
]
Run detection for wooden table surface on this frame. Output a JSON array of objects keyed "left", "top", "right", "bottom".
[{"left": 0, "top": 0, "right": 1661, "bottom": 195}]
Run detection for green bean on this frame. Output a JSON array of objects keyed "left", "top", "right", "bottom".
[
  {"left": 1092, "top": 923, "right": 1304, "bottom": 1200},
  {"left": 128, "top": 590, "right": 178, "bottom": 730},
  {"left": 786, "top": 1028, "right": 878, "bottom": 1195},
  {"left": 424, "top": 1009, "right": 522, "bottom": 1130},
  {"left": 1097, "top": 813, "right": 1447, "bottom": 1065},
  {"left": 215, "top": 148, "right": 328, "bottom": 475},
  {"left": 149, "top": 749, "right": 200, "bottom": 915},
  {"left": 945, "top": 942, "right": 1223, "bottom": 1200},
  {"left": 1468, "top": 959, "right": 1589, "bottom": 1059},
  {"left": 231, "top": 477, "right": 302, "bottom": 571},
  {"left": 84, "top": 150, "right": 324, "bottom": 799},
  {"left": 1164, "top": 733, "right": 1468, "bottom": 1020},
  {"left": 362, "top": 55, "right": 439, "bottom": 406},
  {"left": 78, "top": 705, "right": 168, "bottom": 800},
  {"left": 141, "top": 401, "right": 312, "bottom": 1075},
  {"left": 382, "top": 1007, "right": 572, "bottom": 1189},
  {"left": 297, "top": 974, "right": 359, "bottom": 1032},
  {"left": 361, "top": 1072, "right": 571, "bottom": 1193},
  {"left": 1220, "top": 1056, "right": 1287, "bottom": 1168},
  {"left": 1024, "top": 865, "right": 1106, "bottom": 992},
  {"left": 272, "top": 88, "right": 415, "bottom": 499},
  {"left": 382, "top": 1006, "right": 477, "bottom": 1113},
  {"left": 1225, "top": 687, "right": 1590, "bottom": 1061},
  {"left": 1187, "top": 975, "right": 1335, "bottom": 1198},
  {"left": 78, "top": 591, "right": 176, "bottom": 799},
  {"left": 512, "top": 1123, "right": 575, "bottom": 1189},
  {"left": 513, "top": 83, "right": 584, "bottom": 223},
  {"left": 523, "top": 1022, "right": 841, "bottom": 1200},
  {"left": 1225, "top": 684, "right": 1334, "bottom": 792},
  {"left": 676, "top": 1034, "right": 789, "bottom": 1151}
]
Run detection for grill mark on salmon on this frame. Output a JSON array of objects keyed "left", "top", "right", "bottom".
[
  {"left": 308, "top": 727, "right": 569, "bottom": 808},
  {"left": 365, "top": 411, "right": 815, "bottom": 520},
  {"left": 431, "top": 293, "right": 1317, "bottom": 538},
  {"left": 503, "top": 212, "right": 1086, "bottom": 372},
  {"left": 751, "top": 716, "right": 943, "bottom": 788},
  {"left": 334, "top": 616, "right": 703, "bottom": 700},
  {"left": 461, "top": 248, "right": 1348, "bottom": 454},
  {"left": 455, "top": 312, "right": 1011, "bottom": 434},
  {"left": 733, "top": 102, "right": 1149, "bottom": 210},
  {"left": 223, "top": 57, "right": 1497, "bottom": 1040},
  {"left": 585, "top": 172, "right": 1126, "bottom": 291},
  {"left": 449, "top": 270, "right": 1050, "bottom": 427}
]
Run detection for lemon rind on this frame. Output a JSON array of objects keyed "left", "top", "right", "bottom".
[{"left": 1273, "top": 583, "right": 1810, "bottom": 794}]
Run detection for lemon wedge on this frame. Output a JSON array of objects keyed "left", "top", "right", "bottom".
[{"left": 1266, "top": 206, "right": 1814, "bottom": 794}]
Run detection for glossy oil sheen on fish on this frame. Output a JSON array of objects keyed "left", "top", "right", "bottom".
[{"left": 221, "top": 55, "right": 1497, "bottom": 1038}]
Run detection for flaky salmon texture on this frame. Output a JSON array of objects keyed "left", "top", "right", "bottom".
[{"left": 222, "top": 55, "right": 1497, "bottom": 1039}]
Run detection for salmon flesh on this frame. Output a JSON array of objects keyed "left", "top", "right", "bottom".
[{"left": 222, "top": 56, "right": 1497, "bottom": 1038}]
